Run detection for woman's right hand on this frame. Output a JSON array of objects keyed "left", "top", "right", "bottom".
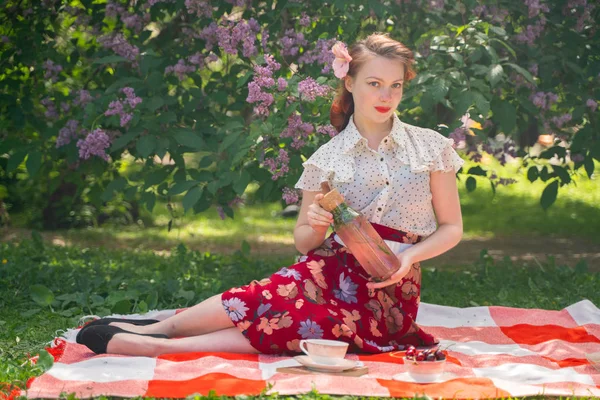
[{"left": 307, "top": 193, "right": 335, "bottom": 233}]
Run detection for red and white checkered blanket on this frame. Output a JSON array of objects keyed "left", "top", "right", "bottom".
[{"left": 25, "top": 300, "right": 600, "bottom": 398}]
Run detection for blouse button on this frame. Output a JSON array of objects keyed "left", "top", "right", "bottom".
[
  {"left": 377, "top": 207, "right": 382, "bottom": 211},
  {"left": 384, "top": 139, "right": 388, "bottom": 143},
  {"left": 386, "top": 181, "right": 389, "bottom": 185},
  {"left": 380, "top": 157, "right": 384, "bottom": 162}
]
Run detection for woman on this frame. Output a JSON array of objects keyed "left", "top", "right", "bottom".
[{"left": 77, "top": 32, "right": 463, "bottom": 356}]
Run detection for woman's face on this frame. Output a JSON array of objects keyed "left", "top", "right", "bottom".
[{"left": 345, "top": 55, "right": 405, "bottom": 124}]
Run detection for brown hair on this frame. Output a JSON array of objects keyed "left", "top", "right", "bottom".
[{"left": 329, "top": 33, "right": 416, "bottom": 132}]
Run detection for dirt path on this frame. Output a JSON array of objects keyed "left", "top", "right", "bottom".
[{"left": 2, "top": 228, "right": 598, "bottom": 271}]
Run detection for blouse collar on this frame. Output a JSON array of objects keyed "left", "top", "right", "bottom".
[{"left": 340, "top": 112, "right": 408, "bottom": 154}]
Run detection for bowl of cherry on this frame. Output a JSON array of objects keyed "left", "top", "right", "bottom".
[{"left": 403, "top": 345, "right": 447, "bottom": 381}]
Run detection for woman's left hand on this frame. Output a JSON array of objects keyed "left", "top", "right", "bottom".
[{"left": 366, "top": 251, "right": 415, "bottom": 289}]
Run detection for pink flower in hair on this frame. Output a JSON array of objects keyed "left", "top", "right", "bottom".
[{"left": 331, "top": 42, "right": 352, "bottom": 78}]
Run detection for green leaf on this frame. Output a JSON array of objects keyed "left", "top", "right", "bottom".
[
  {"left": 467, "top": 166, "right": 487, "bottom": 176},
  {"left": 182, "top": 186, "right": 204, "bottom": 212},
  {"left": 102, "top": 177, "right": 127, "bottom": 201},
  {"left": 147, "top": 96, "right": 164, "bottom": 112},
  {"left": 487, "top": 64, "right": 504, "bottom": 87},
  {"left": 584, "top": 155, "right": 595, "bottom": 178},
  {"left": 452, "top": 90, "right": 474, "bottom": 116},
  {"left": 141, "top": 191, "right": 156, "bottom": 212},
  {"left": 7, "top": 150, "right": 27, "bottom": 172},
  {"left": 110, "top": 130, "right": 140, "bottom": 151},
  {"left": 30, "top": 284, "right": 54, "bottom": 307},
  {"left": 466, "top": 176, "right": 477, "bottom": 192},
  {"left": 472, "top": 91, "right": 490, "bottom": 115},
  {"left": 93, "top": 55, "right": 128, "bottom": 64},
  {"left": 169, "top": 181, "right": 199, "bottom": 196},
  {"left": 527, "top": 166, "right": 539, "bottom": 182},
  {"left": 236, "top": 70, "right": 253, "bottom": 89},
  {"left": 429, "top": 78, "right": 449, "bottom": 102},
  {"left": 136, "top": 135, "right": 157, "bottom": 158},
  {"left": 145, "top": 291, "right": 159, "bottom": 309},
  {"left": 505, "top": 63, "right": 535, "bottom": 85},
  {"left": 174, "top": 129, "right": 205, "bottom": 150},
  {"left": 540, "top": 180, "right": 559, "bottom": 210},
  {"left": 112, "top": 299, "right": 131, "bottom": 314},
  {"left": 233, "top": 170, "right": 251, "bottom": 195},
  {"left": 491, "top": 98, "right": 516, "bottom": 134},
  {"left": 26, "top": 151, "right": 42, "bottom": 176},
  {"left": 144, "top": 168, "right": 170, "bottom": 187},
  {"left": 219, "top": 130, "right": 242, "bottom": 153}
]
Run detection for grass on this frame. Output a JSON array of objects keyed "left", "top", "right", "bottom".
[
  {"left": 1, "top": 235, "right": 599, "bottom": 398},
  {"left": 2, "top": 158, "right": 599, "bottom": 263}
]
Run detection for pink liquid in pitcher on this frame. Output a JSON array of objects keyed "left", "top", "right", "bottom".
[{"left": 319, "top": 189, "right": 401, "bottom": 281}]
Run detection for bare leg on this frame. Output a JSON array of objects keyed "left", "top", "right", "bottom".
[
  {"left": 110, "top": 293, "right": 234, "bottom": 338},
  {"left": 106, "top": 327, "right": 259, "bottom": 356}
]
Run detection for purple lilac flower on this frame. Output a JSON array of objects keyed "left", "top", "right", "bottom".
[
  {"left": 247, "top": 82, "right": 274, "bottom": 116},
  {"left": 43, "top": 59, "right": 63, "bottom": 82},
  {"left": 317, "top": 125, "right": 338, "bottom": 138},
  {"left": 297, "top": 77, "right": 330, "bottom": 101},
  {"left": 529, "top": 91, "right": 558, "bottom": 110},
  {"left": 586, "top": 99, "right": 597, "bottom": 112},
  {"left": 60, "top": 102, "right": 70, "bottom": 113},
  {"left": 528, "top": 64, "right": 539, "bottom": 76},
  {"left": 563, "top": 0, "right": 595, "bottom": 32},
  {"left": 449, "top": 127, "right": 467, "bottom": 149},
  {"left": 298, "top": 12, "right": 312, "bottom": 27},
  {"left": 551, "top": 113, "right": 572, "bottom": 129},
  {"left": 56, "top": 119, "right": 80, "bottom": 147},
  {"left": 298, "top": 38, "right": 337, "bottom": 74},
  {"left": 473, "top": 5, "right": 509, "bottom": 24},
  {"left": 165, "top": 59, "right": 197, "bottom": 81},
  {"left": 98, "top": 34, "right": 140, "bottom": 65},
  {"left": 260, "top": 29, "right": 269, "bottom": 51},
  {"left": 280, "top": 114, "right": 314, "bottom": 149},
  {"left": 199, "top": 17, "right": 261, "bottom": 57},
  {"left": 105, "top": 1, "right": 124, "bottom": 18},
  {"left": 263, "top": 149, "right": 290, "bottom": 180},
  {"left": 524, "top": 0, "right": 549, "bottom": 18},
  {"left": 105, "top": 100, "right": 124, "bottom": 117},
  {"left": 73, "top": 89, "right": 93, "bottom": 107},
  {"left": 282, "top": 187, "right": 300, "bottom": 205},
  {"left": 1, "top": 36, "right": 9, "bottom": 44},
  {"left": 515, "top": 18, "right": 546, "bottom": 46},
  {"left": 184, "top": 0, "right": 213, "bottom": 17},
  {"left": 77, "top": 128, "right": 111, "bottom": 161},
  {"left": 41, "top": 97, "right": 58, "bottom": 120},
  {"left": 277, "top": 77, "right": 288, "bottom": 91},
  {"left": 280, "top": 29, "right": 308, "bottom": 57}
]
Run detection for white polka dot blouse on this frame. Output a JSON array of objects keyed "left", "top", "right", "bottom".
[{"left": 294, "top": 113, "right": 465, "bottom": 237}]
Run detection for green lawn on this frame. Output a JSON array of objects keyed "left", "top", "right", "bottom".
[{"left": 1, "top": 159, "right": 599, "bottom": 398}]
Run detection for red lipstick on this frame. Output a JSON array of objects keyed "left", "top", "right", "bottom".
[{"left": 375, "top": 106, "right": 391, "bottom": 113}]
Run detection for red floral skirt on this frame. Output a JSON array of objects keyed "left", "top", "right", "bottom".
[{"left": 220, "top": 222, "right": 438, "bottom": 354}]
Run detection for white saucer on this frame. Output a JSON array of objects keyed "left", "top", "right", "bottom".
[{"left": 293, "top": 355, "right": 359, "bottom": 372}]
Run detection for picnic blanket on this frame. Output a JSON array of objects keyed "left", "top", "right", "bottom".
[{"left": 24, "top": 299, "right": 600, "bottom": 398}]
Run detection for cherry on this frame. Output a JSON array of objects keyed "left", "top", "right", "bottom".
[
  {"left": 426, "top": 353, "right": 436, "bottom": 361},
  {"left": 416, "top": 353, "right": 425, "bottom": 361}
]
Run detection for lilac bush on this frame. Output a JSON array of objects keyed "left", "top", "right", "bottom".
[{"left": 0, "top": 0, "right": 598, "bottom": 228}]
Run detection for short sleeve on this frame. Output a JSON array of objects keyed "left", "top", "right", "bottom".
[
  {"left": 294, "top": 164, "right": 328, "bottom": 192},
  {"left": 430, "top": 142, "right": 465, "bottom": 173}
]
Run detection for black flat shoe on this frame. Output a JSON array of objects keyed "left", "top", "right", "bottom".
[
  {"left": 80, "top": 317, "right": 160, "bottom": 328},
  {"left": 76, "top": 324, "right": 168, "bottom": 354}
]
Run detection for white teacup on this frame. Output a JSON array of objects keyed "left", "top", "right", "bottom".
[{"left": 299, "top": 339, "right": 349, "bottom": 365}]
